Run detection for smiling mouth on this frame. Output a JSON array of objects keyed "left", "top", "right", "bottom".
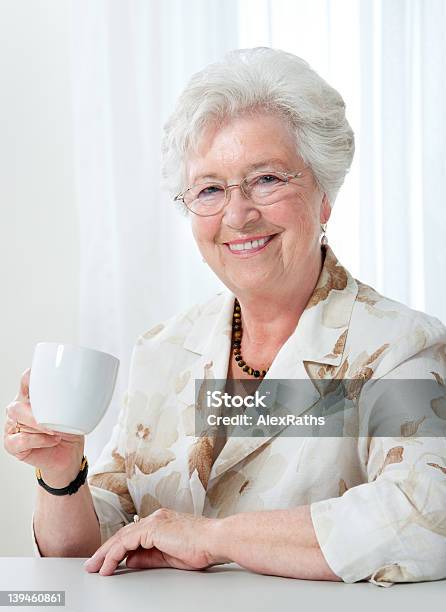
[{"left": 224, "top": 234, "right": 277, "bottom": 254}]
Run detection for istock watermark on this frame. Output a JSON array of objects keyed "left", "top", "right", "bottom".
[
  {"left": 194, "top": 378, "right": 446, "bottom": 438},
  {"left": 206, "top": 389, "right": 270, "bottom": 409},
  {"left": 206, "top": 411, "right": 325, "bottom": 428}
]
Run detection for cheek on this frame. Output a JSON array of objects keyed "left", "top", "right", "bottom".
[
  {"left": 274, "top": 203, "right": 315, "bottom": 238},
  {"left": 191, "top": 218, "right": 219, "bottom": 247},
  {"left": 297, "top": 210, "right": 317, "bottom": 237},
  {"left": 272, "top": 207, "right": 319, "bottom": 259}
]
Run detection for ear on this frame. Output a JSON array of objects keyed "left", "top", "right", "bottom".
[{"left": 320, "top": 193, "right": 331, "bottom": 224}]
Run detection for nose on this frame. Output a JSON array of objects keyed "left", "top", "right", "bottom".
[{"left": 222, "top": 184, "right": 261, "bottom": 229}]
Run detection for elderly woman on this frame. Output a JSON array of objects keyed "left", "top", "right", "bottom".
[{"left": 4, "top": 47, "right": 446, "bottom": 586}]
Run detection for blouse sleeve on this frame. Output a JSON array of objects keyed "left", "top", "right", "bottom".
[
  {"left": 86, "top": 397, "right": 137, "bottom": 544},
  {"left": 86, "top": 345, "right": 139, "bottom": 544},
  {"left": 310, "top": 324, "right": 446, "bottom": 586}
]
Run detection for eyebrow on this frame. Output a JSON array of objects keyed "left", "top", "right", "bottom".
[{"left": 190, "top": 158, "right": 290, "bottom": 184}]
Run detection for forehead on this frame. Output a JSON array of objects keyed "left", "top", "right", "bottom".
[{"left": 185, "top": 113, "right": 300, "bottom": 183}]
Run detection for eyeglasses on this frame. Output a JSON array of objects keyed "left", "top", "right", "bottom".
[{"left": 174, "top": 170, "right": 305, "bottom": 217}]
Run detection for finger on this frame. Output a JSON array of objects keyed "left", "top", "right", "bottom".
[
  {"left": 100, "top": 528, "right": 156, "bottom": 576},
  {"left": 85, "top": 523, "right": 154, "bottom": 576},
  {"left": 4, "top": 416, "right": 55, "bottom": 437},
  {"left": 5, "top": 432, "right": 62, "bottom": 457},
  {"left": 86, "top": 530, "right": 140, "bottom": 576},
  {"left": 83, "top": 538, "right": 120, "bottom": 573},
  {"left": 4, "top": 417, "right": 19, "bottom": 435},
  {"left": 126, "top": 547, "right": 169, "bottom": 569},
  {"left": 5, "top": 401, "right": 57, "bottom": 435},
  {"left": 99, "top": 540, "right": 133, "bottom": 576},
  {"left": 15, "top": 368, "right": 31, "bottom": 401},
  {"left": 51, "top": 431, "right": 85, "bottom": 441}
]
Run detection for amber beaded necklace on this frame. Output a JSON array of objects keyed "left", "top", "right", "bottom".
[{"left": 232, "top": 298, "right": 269, "bottom": 378}]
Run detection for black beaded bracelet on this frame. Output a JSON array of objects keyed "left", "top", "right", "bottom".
[{"left": 35, "top": 456, "right": 89, "bottom": 496}]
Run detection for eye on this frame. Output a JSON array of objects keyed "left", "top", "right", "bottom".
[
  {"left": 248, "top": 173, "right": 285, "bottom": 188},
  {"left": 260, "top": 174, "right": 280, "bottom": 182},
  {"left": 196, "top": 184, "right": 225, "bottom": 199}
]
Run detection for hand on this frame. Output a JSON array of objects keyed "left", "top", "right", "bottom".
[
  {"left": 83, "top": 508, "right": 228, "bottom": 576},
  {"left": 3, "top": 368, "right": 84, "bottom": 481}
]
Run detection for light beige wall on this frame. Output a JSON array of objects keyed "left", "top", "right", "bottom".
[{"left": 0, "top": 0, "right": 78, "bottom": 555}]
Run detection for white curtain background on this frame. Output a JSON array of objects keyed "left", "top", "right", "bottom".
[{"left": 70, "top": 0, "right": 446, "bottom": 461}]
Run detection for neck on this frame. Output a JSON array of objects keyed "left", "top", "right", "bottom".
[{"left": 235, "top": 247, "right": 325, "bottom": 349}]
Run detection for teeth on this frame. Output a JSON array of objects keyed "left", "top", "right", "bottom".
[{"left": 228, "top": 235, "right": 272, "bottom": 252}]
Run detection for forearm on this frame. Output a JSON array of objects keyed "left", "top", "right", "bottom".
[
  {"left": 34, "top": 469, "right": 101, "bottom": 558},
  {"left": 209, "top": 505, "right": 341, "bottom": 581}
]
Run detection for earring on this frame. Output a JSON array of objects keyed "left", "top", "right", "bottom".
[
  {"left": 320, "top": 223, "right": 328, "bottom": 246},
  {"left": 202, "top": 257, "right": 207, "bottom": 263}
]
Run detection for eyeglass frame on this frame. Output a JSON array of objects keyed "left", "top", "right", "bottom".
[{"left": 173, "top": 169, "right": 305, "bottom": 217}]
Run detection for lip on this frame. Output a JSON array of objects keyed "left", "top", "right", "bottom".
[
  {"left": 223, "top": 233, "right": 278, "bottom": 257},
  {"left": 223, "top": 233, "right": 277, "bottom": 246}
]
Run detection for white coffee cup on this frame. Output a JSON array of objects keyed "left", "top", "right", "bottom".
[{"left": 29, "top": 342, "right": 120, "bottom": 435}]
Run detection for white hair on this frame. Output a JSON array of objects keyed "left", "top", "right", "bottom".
[{"left": 161, "top": 47, "right": 355, "bottom": 210}]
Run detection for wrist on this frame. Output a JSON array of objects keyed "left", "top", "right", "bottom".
[
  {"left": 204, "top": 516, "right": 233, "bottom": 566},
  {"left": 38, "top": 454, "right": 85, "bottom": 490}
]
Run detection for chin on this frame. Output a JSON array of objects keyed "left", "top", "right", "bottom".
[{"left": 229, "top": 272, "right": 271, "bottom": 292}]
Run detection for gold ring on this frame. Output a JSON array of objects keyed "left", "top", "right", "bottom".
[
  {"left": 133, "top": 514, "right": 140, "bottom": 524},
  {"left": 15, "top": 421, "right": 21, "bottom": 434}
]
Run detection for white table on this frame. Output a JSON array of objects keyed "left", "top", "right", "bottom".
[{"left": 0, "top": 558, "right": 444, "bottom": 612}]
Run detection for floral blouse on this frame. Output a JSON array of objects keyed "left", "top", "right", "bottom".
[{"left": 33, "top": 244, "right": 446, "bottom": 586}]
